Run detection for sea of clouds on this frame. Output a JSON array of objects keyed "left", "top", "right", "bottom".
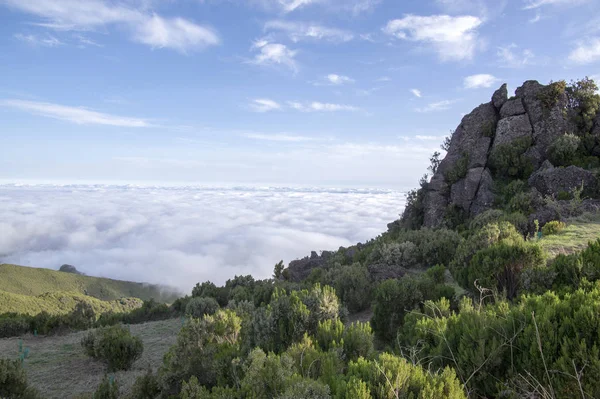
[{"left": 0, "top": 184, "right": 405, "bottom": 293}]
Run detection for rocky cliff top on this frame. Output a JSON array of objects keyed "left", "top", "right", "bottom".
[{"left": 402, "top": 79, "right": 600, "bottom": 230}]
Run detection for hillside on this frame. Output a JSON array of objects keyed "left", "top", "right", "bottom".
[
  {"left": 0, "top": 264, "right": 180, "bottom": 303},
  {"left": 0, "top": 290, "right": 142, "bottom": 316}
]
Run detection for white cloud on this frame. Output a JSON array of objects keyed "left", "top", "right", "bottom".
[
  {"left": 411, "top": 89, "right": 422, "bottom": 98},
  {"left": 0, "top": 99, "right": 151, "bottom": 127},
  {"left": 569, "top": 38, "right": 600, "bottom": 65},
  {"left": 326, "top": 74, "right": 354, "bottom": 85},
  {"left": 523, "top": 0, "right": 589, "bottom": 9},
  {"left": 415, "top": 135, "right": 444, "bottom": 140},
  {"left": 0, "top": 185, "right": 404, "bottom": 291},
  {"left": 14, "top": 33, "right": 64, "bottom": 47},
  {"left": 133, "top": 15, "right": 220, "bottom": 53},
  {"left": 3, "top": 0, "right": 220, "bottom": 53},
  {"left": 497, "top": 44, "right": 534, "bottom": 68},
  {"left": 415, "top": 99, "right": 457, "bottom": 113},
  {"left": 249, "top": 39, "right": 298, "bottom": 72},
  {"left": 249, "top": 98, "right": 282, "bottom": 113},
  {"left": 464, "top": 73, "right": 500, "bottom": 89},
  {"left": 383, "top": 14, "right": 483, "bottom": 61},
  {"left": 242, "top": 133, "right": 318, "bottom": 142},
  {"left": 376, "top": 76, "right": 391, "bottom": 82},
  {"left": 287, "top": 101, "right": 360, "bottom": 112},
  {"left": 264, "top": 20, "right": 354, "bottom": 43}
]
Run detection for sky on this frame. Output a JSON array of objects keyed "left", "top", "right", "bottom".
[{"left": 1, "top": 0, "right": 600, "bottom": 189}]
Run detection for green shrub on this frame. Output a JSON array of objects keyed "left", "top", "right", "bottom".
[
  {"left": 541, "top": 220, "right": 566, "bottom": 236},
  {"left": 279, "top": 379, "right": 331, "bottom": 399},
  {"left": 557, "top": 190, "right": 572, "bottom": 200},
  {"left": 371, "top": 278, "right": 423, "bottom": 341},
  {"left": 128, "top": 368, "right": 161, "bottom": 399},
  {"left": 464, "top": 238, "right": 545, "bottom": 299},
  {"left": 81, "top": 325, "right": 143, "bottom": 371},
  {"left": 0, "top": 359, "right": 40, "bottom": 399},
  {"left": 445, "top": 153, "right": 469, "bottom": 185},
  {"left": 489, "top": 136, "right": 534, "bottom": 178},
  {"left": 185, "top": 297, "right": 219, "bottom": 319},
  {"left": 566, "top": 77, "right": 600, "bottom": 134},
  {"left": 93, "top": 375, "right": 119, "bottom": 399},
  {"left": 400, "top": 188, "right": 425, "bottom": 230},
  {"left": 537, "top": 79, "right": 566, "bottom": 109},
  {"left": 329, "top": 264, "right": 372, "bottom": 313},
  {"left": 343, "top": 322, "right": 374, "bottom": 361},
  {"left": 548, "top": 133, "right": 581, "bottom": 166}
]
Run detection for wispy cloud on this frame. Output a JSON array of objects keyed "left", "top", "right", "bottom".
[
  {"left": 249, "top": 98, "right": 282, "bottom": 113},
  {"left": 3, "top": 0, "right": 220, "bottom": 53},
  {"left": 415, "top": 99, "right": 457, "bottom": 113},
  {"left": 463, "top": 74, "right": 500, "bottom": 89},
  {"left": 1, "top": 99, "right": 151, "bottom": 127},
  {"left": 242, "top": 132, "right": 319, "bottom": 142},
  {"left": 376, "top": 76, "right": 391, "bottom": 82},
  {"left": 569, "top": 38, "right": 600, "bottom": 65},
  {"left": 288, "top": 101, "right": 360, "bottom": 112},
  {"left": 383, "top": 14, "right": 483, "bottom": 62},
  {"left": 249, "top": 39, "right": 298, "bottom": 72},
  {"left": 497, "top": 44, "right": 534, "bottom": 68},
  {"left": 14, "top": 33, "right": 64, "bottom": 47},
  {"left": 325, "top": 74, "right": 354, "bottom": 85},
  {"left": 264, "top": 20, "right": 354, "bottom": 43},
  {"left": 522, "top": 0, "right": 589, "bottom": 9},
  {"left": 410, "top": 89, "right": 422, "bottom": 98},
  {"left": 415, "top": 135, "right": 444, "bottom": 140}
]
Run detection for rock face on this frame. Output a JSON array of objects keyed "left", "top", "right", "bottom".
[
  {"left": 528, "top": 165, "right": 597, "bottom": 197},
  {"left": 405, "top": 80, "right": 600, "bottom": 229},
  {"left": 286, "top": 251, "right": 333, "bottom": 282}
]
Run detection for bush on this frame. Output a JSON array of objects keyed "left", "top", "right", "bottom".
[
  {"left": 371, "top": 278, "right": 423, "bottom": 341},
  {"left": 548, "top": 133, "right": 581, "bottom": 166},
  {"left": 379, "top": 241, "right": 418, "bottom": 268},
  {"left": 538, "top": 80, "right": 566, "bottom": 109},
  {"left": 489, "top": 136, "right": 534, "bottom": 178},
  {"left": 128, "top": 369, "right": 161, "bottom": 399},
  {"left": 81, "top": 325, "right": 144, "bottom": 371},
  {"left": 445, "top": 153, "right": 469, "bottom": 185},
  {"left": 185, "top": 297, "right": 219, "bottom": 319},
  {"left": 541, "top": 220, "right": 566, "bottom": 236},
  {"left": 93, "top": 375, "right": 119, "bottom": 399},
  {"left": 0, "top": 359, "right": 40, "bottom": 399},
  {"left": 329, "top": 264, "right": 372, "bottom": 313}
]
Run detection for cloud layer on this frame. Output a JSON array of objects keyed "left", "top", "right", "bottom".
[{"left": 0, "top": 185, "right": 405, "bottom": 293}]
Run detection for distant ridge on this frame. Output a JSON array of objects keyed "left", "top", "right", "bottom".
[{"left": 0, "top": 263, "right": 181, "bottom": 303}]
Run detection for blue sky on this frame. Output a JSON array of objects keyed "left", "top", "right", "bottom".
[{"left": 1, "top": 0, "right": 600, "bottom": 189}]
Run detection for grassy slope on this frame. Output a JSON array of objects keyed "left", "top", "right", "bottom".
[
  {"left": 0, "top": 318, "right": 181, "bottom": 398},
  {"left": 0, "top": 264, "right": 180, "bottom": 303},
  {"left": 0, "top": 291, "right": 142, "bottom": 316},
  {"left": 539, "top": 212, "right": 600, "bottom": 259}
]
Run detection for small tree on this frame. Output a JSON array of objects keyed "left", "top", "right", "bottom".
[{"left": 273, "top": 260, "right": 285, "bottom": 280}]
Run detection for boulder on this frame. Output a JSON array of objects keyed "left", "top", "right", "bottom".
[
  {"left": 528, "top": 165, "right": 597, "bottom": 197},
  {"left": 492, "top": 114, "right": 533, "bottom": 150},
  {"left": 492, "top": 83, "right": 508, "bottom": 110},
  {"left": 470, "top": 168, "right": 494, "bottom": 215},
  {"left": 450, "top": 167, "right": 484, "bottom": 211},
  {"left": 423, "top": 187, "right": 449, "bottom": 228},
  {"left": 500, "top": 98, "right": 526, "bottom": 118}
]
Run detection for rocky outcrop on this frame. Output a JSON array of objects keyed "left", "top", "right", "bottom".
[
  {"left": 492, "top": 84, "right": 508, "bottom": 110},
  {"left": 287, "top": 251, "right": 333, "bottom": 282},
  {"left": 404, "top": 80, "right": 600, "bottom": 229},
  {"left": 492, "top": 114, "right": 532, "bottom": 150},
  {"left": 528, "top": 165, "right": 597, "bottom": 197},
  {"left": 500, "top": 98, "right": 526, "bottom": 118}
]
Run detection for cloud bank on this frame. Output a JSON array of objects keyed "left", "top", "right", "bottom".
[{"left": 0, "top": 185, "right": 405, "bottom": 293}]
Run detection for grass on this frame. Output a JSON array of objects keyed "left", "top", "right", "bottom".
[
  {"left": 0, "top": 290, "right": 142, "bottom": 316},
  {"left": 0, "top": 318, "right": 182, "bottom": 399},
  {"left": 538, "top": 212, "right": 600, "bottom": 259},
  {"left": 0, "top": 264, "right": 180, "bottom": 303}
]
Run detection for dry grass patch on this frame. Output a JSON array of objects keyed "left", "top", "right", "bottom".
[
  {"left": 539, "top": 212, "right": 600, "bottom": 259},
  {"left": 0, "top": 318, "right": 182, "bottom": 399}
]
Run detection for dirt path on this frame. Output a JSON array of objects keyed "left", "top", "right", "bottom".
[{"left": 0, "top": 318, "right": 182, "bottom": 398}]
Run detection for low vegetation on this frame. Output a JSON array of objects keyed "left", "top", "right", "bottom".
[{"left": 82, "top": 325, "right": 144, "bottom": 371}]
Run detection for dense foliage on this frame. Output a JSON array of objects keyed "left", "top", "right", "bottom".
[{"left": 0, "top": 359, "right": 40, "bottom": 399}]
